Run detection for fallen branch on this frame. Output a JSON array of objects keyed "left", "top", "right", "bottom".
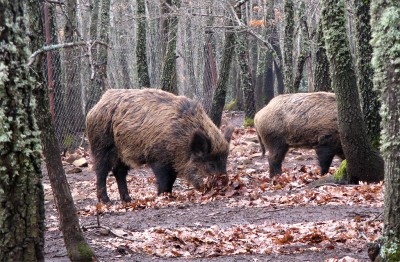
[{"left": 82, "top": 224, "right": 143, "bottom": 242}]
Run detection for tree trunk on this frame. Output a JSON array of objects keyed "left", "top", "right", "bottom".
[
  {"left": 293, "top": 4, "right": 310, "bottom": 93},
  {"left": 36, "top": 72, "right": 96, "bottom": 262},
  {"left": 86, "top": 0, "right": 100, "bottom": 108},
  {"left": 63, "top": 0, "right": 85, "bottom": 151},
  {"left": 353, "top": 0, "right": 381, "bottom": 147},
  {"left": 184, "top": 15, "right": 198, "bottom": 98},
  {"left": 293, "top": 53, "right": 306, "bottom": 92},
  {"left": 0, "top": 1, "right": 44, "bottom": 260},
  {"left": 161, "top": 0, "right": 180, "bottom": 94},
  {"left": 203, "top": 32, "right": 218, "bottom": 115},
  {"left": 136, "top": 0, "right": 151, "bottom": 87},
  {"left": 321, "top": 0, "right": 384, "bottom": 183},
  {"left": 210, "top": 24, "right": 235, "bottom": 127},
  {"left": 232, "top": 60, "right": 244, "bottom": 110},
  {"left": 313, "top": 19, "right": 332, "bottom": 92},
  {"left": 258, "top": 0, "right": 274, "bottom": 107},
  {"left": 235, "top": 4, "right": 256, "bottom": 123},
  {"left": 283, "top": 0, "right": 294, "bottom": 93},
  {"left": 87, "top": 0, "right": 111, "bottom": 113},
  {"left": 159, "top": 0, "right": 170, "bottom": 64},
  {"left": 275, "top": 60, "right": 285, "bottom": 94},
  {"left": 370, "top": 0, "right": 400, "bottom": 260}
]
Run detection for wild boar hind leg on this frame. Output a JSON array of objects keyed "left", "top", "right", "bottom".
[
  {"left": 95, "top": 158, "right": 113, "bottom": 203},
  {"left": 112, "top": 160, "right": 132, "bottom": 203},
  {"left": 150, "top": 162, "right": 177, "bottom": 195}
]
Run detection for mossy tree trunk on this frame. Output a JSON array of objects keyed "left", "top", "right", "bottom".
[
  {"left": 370, "top": 0, "right": 400, "bottom": 260},
  {"left": 161, "top": 0, "right": 180, "bottom": 95},
  {"left": 353, "top": 0, "right": 381, "bottom": 147},
  {"left": 210, "top": 22, "right": 235, "bottom": 127},
  {"left": 26, "top": 1, "right": 96, "bottom": 261},
  {"left": 283, "top": 0, "right": 294, "bottom": 93},
  {"left": 136, "top": 0, "right": 151, "bottom": 87},
  {"left": 0, "top": 1, "right": 45, "bottom": 260},
  {"left": 313, "top": 19, "right": 332, "bottom": 92},
  {"left": 321, "top": 0, "right": 384, "bottom": 183},
  {"left": 235, "top": 4, "right": 256, "bottom": 123}
]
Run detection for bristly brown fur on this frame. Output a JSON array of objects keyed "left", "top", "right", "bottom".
[
  {"left": 86, "top": 88, "right": 230, "bottom": 202},
  {"left": 254, "top": 92, "right": 344, "bottom": 176}
]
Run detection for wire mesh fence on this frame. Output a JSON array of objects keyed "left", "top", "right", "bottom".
[{"left": 39, "top": 0, "right": 238, "bottom": 152}]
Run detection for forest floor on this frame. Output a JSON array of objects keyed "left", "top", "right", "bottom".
[{"left": 43, "top": 111, "right": 383, "bottom": 262}]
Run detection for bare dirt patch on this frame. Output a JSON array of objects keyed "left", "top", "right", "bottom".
[{"left": 44, "top": 111, "right": 383, "bottom": 261}]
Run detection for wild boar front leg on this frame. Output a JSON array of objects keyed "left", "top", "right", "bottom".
[{"left": 150, "top": 162, "right": 177, "bottom": 194}]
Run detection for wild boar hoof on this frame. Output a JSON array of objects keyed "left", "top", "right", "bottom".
[{"left": 98, "top": 195, "right": 111, "bottom": 204}]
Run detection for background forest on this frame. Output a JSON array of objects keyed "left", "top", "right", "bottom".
[
  {"left": 1, "top": 0, "right": 399, "bottom": 261},
  {"left": 41, "top": 0, "right": 339, "bottom": 151}
]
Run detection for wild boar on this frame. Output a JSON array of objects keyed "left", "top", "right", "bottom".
[
  {"left": 86, "top": 88, "right": 232, "bottom": 203},
  {"left": 254, "top": 92, "right": 344, "bottom": 176}
]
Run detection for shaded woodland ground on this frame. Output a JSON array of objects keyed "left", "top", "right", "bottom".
[{"left": 43, "top": 112, "right": 383, "bottom": 261}]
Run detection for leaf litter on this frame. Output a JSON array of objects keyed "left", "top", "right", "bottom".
[{"left": 44, "top": 113, "right": 384, "bottom": 261}]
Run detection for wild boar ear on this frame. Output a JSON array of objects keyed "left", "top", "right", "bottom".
[{"left": 190, "top": 130, "right": 211, "bottom": 158}]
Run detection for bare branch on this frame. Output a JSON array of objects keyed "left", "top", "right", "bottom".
[
  {"left": 28, "top": 40, "right": 109, "bottom": 66},
  {"left": 228, "top": 3, "right": 282, "bottom": 67},
  {"left": 234, "top": 0, "right": 250, "bottom": 8}
]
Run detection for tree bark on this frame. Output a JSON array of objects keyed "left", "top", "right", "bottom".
[
  {"left": 283, "top": 0, "right": 294, "bottom": 93},
  {"left": 0, "top": 1, "right": 45, "bottom": 260},
  {"left": 235, "top": 4, "right": 256, "bottom": 123},
  {"left": 321, "top": 0, "right": 384, "bottom": 183},
  {"left": 136, "top": 0, "right": 151, "bottom": 87},
  {"left": 353, "top": 0, "right": 381, "bottom": 147},
  {"left": 370, "top": 0, "right": 400, "bottom": 260},
  {"left": 258, "top": 0, "right": 274, "bottom": 107},
  {"left": 313, "top": 19, "right": 332, "bottom": 92},
  {"left": 161, "top": 0, "right": 180, "bottom": 95},
  {"left": 210, "top": 23, "right": 235, "bottom": 127}
]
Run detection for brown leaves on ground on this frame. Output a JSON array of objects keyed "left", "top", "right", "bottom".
[{"left": 44, "top": 125, "right": 384, "bottom": 260}]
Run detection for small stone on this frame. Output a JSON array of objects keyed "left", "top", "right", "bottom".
[
  {"left": 72, "top": 158, "right": 88, "bottom": 167},
  {"left": 99, "top": 228, "right": 110, "bottom": 236}
]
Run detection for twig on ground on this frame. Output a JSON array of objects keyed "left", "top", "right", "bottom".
[{"left": 82, "top": 224, "right": 142, "bottom": 242}]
